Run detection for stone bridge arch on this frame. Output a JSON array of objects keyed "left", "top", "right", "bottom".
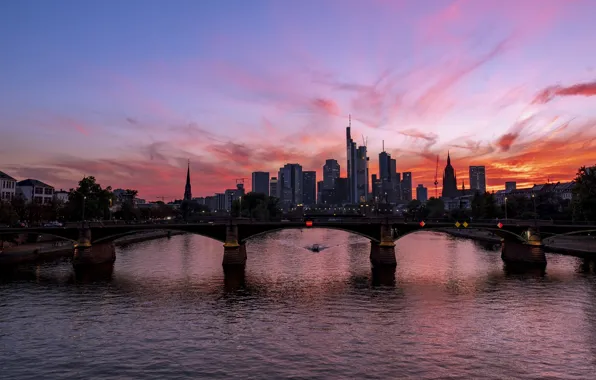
[
  {"left": 391, "top": 226, "right": 528, "bottom": 244},
  {"left": 236, "top": 223, "right": 382, "bottom": 243},
  {"left": 91, "top": 225, "right": 228, "bottom": 245}
]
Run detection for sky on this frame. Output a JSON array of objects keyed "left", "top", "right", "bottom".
[{"left": 1, "top": 0, "right": 596, "bottom": 201}]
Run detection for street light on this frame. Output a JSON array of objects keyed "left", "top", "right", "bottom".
[
  {"left": 531, "top": 193, "right": 537, "bottom": 226},
  {"left": 504, "top": 197, "right": 508, "bottom": 220},
  {"left": 82, "top": 195, "right": 87, "bottom": 224}
]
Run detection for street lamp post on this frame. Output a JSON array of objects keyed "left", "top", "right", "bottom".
[
  {"left": 504, "top": 197, "right": 508, "bottom": 220},
  {"left": 531, "top": 193, "right": 537, "bottom": 227},
  {"left": 82, "top": 195, "right": 87, "bottom": 225}
]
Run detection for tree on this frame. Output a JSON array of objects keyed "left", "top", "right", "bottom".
[
  {"left": 572, "top": 165, "right": 596, "bottom": 221},
  {"left": 425, "top": 197, "right": 445, "bottom": 219},
  {"left": 65, "top": 176, "right": 114, "bottom": 221},
  {"left": 231, "top": 192, "right": 280, "bottom": 221}
]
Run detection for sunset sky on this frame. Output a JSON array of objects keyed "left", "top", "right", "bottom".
[{"left": 1, "top": 0, "right": 595, "bottom": 200}]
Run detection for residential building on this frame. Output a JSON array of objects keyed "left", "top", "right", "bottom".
[
  {"left": 251, "top": 171, "right": 270, "bottom": 196},
  {"left": 16, "top": 179, "right": 54, "bottom": 204},
  {"left": 269, "top": 177, "right": 278, "bottom": 199},
  {"left": 215, "top": 193, "right": 226, "bottom": 211},
  {"left": 505, "top": 181, "right": 516, "bottom": 191},
  {"left": 416, "top": 184, "right": 428, "bottom": 203},
  {"left": 469, "top": 166, "right": 486, "bottom": 194},
  {"left": 278, "top": 164, "right": 302, "bottom": 209},
  {"left": 113, "top": 188, "right": 137, "bottom": 205},
  {"left": 323, "top": 159, "right": 340, "bottom": 190},
  {"left": 54, "top": 190, "right": 69, "bottom": 203},
  {"left": 401, "top": 172, "right": 412, "bottom": 201},
  {"left": 0, "top": 171, "right": 17, "bottom": 202},
  {"left": 494, "top": 181, "right": 575, "bottom": 205}
]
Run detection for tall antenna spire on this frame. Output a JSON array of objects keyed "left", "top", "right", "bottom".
[
  {"left": 349, "top": 114, "right": 351, "bottom": 127},
  {"left": 382, "top": 140, "right": 385, "bottom": 152}
]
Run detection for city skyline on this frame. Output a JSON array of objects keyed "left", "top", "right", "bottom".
[{"left": 2, "top": 0, "right": 596, "bottom": 199}]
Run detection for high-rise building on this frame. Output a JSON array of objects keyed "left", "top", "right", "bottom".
[
  {"left": 323, "top": 159, "right": 340, "bottom": 190},
  {"left": 379, "top": 151, "right": 390, "bottom": 181},
  {"left": 416, "top": 184, "right": 428, "bottom": 203},
  {"left": 302, "top": 171, "right": 317, "bottom": 206},
  {"left": 251, "top": 171, "right": 270, "bottom": 195},
  {"left": 402, "top": 172, "right": 413, "bottom": 201},
  {"left": 505, "top": 181, "right": 516, "bottom": 191},
  {"left": 270, "top": 177, "right": 278, "bottom": 198},
  {"left": 442, "top": 152, "right": 459, "bottom": 198},
  {"left": 335, "top": 178, "right": 350, "bottom": 205},
  {"left": 183, "top": 161, "right": 192, "bottom": 201},
  {"left": 317, "top": 180, "right": 324, "bottom": 204},
  {"left": 469, "top": 166, "right": 486, "bottom": 194},
  {"left": 278, "top": 164, "right": 302, "bottom": 209},
  {"left": 346, "top": 115, "right": 368, "bottom": 203}
]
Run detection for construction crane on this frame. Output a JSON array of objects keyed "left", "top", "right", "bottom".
[{"left": 434, "top": 155, "right": 439, "bottom": 198}]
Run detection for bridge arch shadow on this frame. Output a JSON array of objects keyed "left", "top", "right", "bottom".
[
  {"left": 239, "top": 226, "right": 380, "bottom": 244},
  {"left": 92, "top": 228, "right": 226, "bottom": 245},
  {"left": 0, "top": 230, "right": 78, "bottom": 244},
  {"left": 393, "top": 227, "right": 527, "bottom": 243}
]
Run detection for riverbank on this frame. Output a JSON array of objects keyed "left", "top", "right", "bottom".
[
  {"left": 441, "top": 228, "right": 596, "bottom": 257},
  {"left": 0, "top": 231, "right": 185, "bottom": 266}
]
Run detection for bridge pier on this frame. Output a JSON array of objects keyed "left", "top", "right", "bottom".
[
  {"left": 501, "top": 229, "right": 546, "bottom": 268},
  {"left": 370, "top": 223, "right": 396, "bottom": 267},
  {"left": 73, "top": 242, "right": 116, "bottom": 268},
  {"left": 222, "top": 223, "right": 247, "bottom": 266}
]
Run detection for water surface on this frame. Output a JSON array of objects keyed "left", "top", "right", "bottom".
[{"left": 2, "top": 230, "right": 596, "bottom": 379}]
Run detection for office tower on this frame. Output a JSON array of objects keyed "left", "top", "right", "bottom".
[
  {"left": 323, "top": 159, "right": 340, "bottom": 190},
  {"left": 335, "top": 178, "right": 350, "bottom": 205},
  {"left": 346, "top": 115, "right": 358, "bottom": 203},
  {"left": 302, "top": 171, "right": 317, "bottom": 206},
  {"left": 402, "top": 172, "right": 413, "bottom": 201},
  {"left": 379, "top": 151, "right": 390, "bottom": 181},
  {"left": 183, "top": 161, "right": 192, "bottom": 201},
  {"left": 278, "top": 164, "right": 302, "bottom": 209},
  {"left": 469, "top": 166, "right": 486, "bottom": 194},
  {"left": 251, "top": 171, "right": 270, "bottom": 196},
  {"left": 442, "top": 152, "right": 459, "bottom": 198},
  {"left": 505, "top": 181, "right": 516, "bottom": 191},
  {"left": 356, "top": 146, "right": 369, "bottom": 203},
  {"left": 416, "top": 184, "right": 428, "bottom": 203},
  {"left": 317, "top": 181, "right": 324, "bottom": 204},
  {"left": 269, "top": 177, "right": 278, "bottom": 198}
]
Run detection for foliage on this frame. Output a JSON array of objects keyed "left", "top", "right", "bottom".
[
  {"left": 471, "top": 192, "right": 498, "bottom": 219},
  {"left": 572, "top": 165, "right": 596, "bottom": 221},
  {"left": 424, "top": 197, "right": 445, "bottom": 219},
  {"left": 231, "top": 192, "right": 281, "bottom": 220},
  {"left": 65, "top": 176, "right": 114, "bottom": 221}
]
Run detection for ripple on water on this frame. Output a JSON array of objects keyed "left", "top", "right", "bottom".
[{"left": 2, "top": 230, "right": 596, "bottom": 379}]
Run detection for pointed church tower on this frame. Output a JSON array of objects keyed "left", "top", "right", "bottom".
[{"left": 184, "top": 160, "right": 192, "bottom": 201}]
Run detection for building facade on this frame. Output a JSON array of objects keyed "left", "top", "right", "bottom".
[
  {"left": 278, "top": 164, "right": 302, "bottom": 209},
  {"left": 416, "top": 184, "right": 428, "bottom": 203},
  {"left": 251, "top": 171, "right": 270, "bottom": 196},
  {"left": 0, "top": 171, "right": 17, "bottom": 202},
  {"left": 469, "top": 166, "right": 486, "bottom": 194},
  {"left": 16, "top": 179, "right": 54, "bottom": 204},
  {"left": 269, "top": 177, "right": 278, "bottom": 199},
  {"left": 401, "top": 172, "right": 413, "bottom": 201},
  {"left": 184, "top": 162, "right": 192, "bottom": 201},
  {"left": 346, "top": 115, "right": 368, "bottom": 203},
  {"left": 54, "top": 190, "right": 69, "bottom": 203},
  {"left": 323, "top": 159, "right": 340, "bottom": 190},
  {"left": 302, "top": 171, "right": 316, "bottom": 206},
  {"left": 441, "top": 152, "right": 459, "bottom": 198},
  {"left": 505, "top": 181, "right": 516, "bottom": 191}
]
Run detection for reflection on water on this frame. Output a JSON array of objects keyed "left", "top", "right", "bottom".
[{"left": 2, "top": 230, "right": 596, "bottom": 379}]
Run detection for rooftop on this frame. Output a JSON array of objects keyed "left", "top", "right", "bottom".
[
  {"left": 17, "top": 179, "right": 54, "bottom": 188},
  {"left": 0, "top": 171, "right": 17, "bottom": 181}
]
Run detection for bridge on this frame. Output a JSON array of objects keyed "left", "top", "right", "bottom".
[{"left": 1, "top": 219, "right": 595, "bottom": 268}]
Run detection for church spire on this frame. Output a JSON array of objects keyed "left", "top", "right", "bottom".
[
  {"left": 184, "top": 160, "right": 192, "bottom": 201},
  {"left": 447, "top": 150, "right": 451, "bottom": 166}
]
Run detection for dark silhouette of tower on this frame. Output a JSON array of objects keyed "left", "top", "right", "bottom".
[
  {"left": 441, "top": 152, "right": 459, "bottom": 198},
  {"left": 184, "top": 160, "right": 192, "bottom": 201}
]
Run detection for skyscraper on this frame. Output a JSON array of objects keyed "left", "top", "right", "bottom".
[
  {"left": 270, "top": 177, "right": 278, "bottom": 198},
  {"left": 469, "top": 166, "right": 486, "bottom": 194},
  {"left": 346, "top": 115, "right": 358, "bottom": 203},
  {"left": 402, "top": 172, "right": 412, "bottom": 201},
  {"left": 251, "top": 171, "right": 270, "bottom": 195},
  {"left": 302, "top": 171, "right": 316, "bottom": 206},
  {"left": 416, "top": 184, "right": 428, "bottom": 202},
  {"left": 323, "top": 159, "right": 340, "bottom": 190},
  {"left": 356, "top": 146, "right": 369, "bottom": 202},
  {"left": 183, "top": 161, "right": 192, "bottom": 201},
  {"left": 442, "top": 152, "right": 459, "bottom": 198},
  {"left": 278, "top": 164, "right": 302, "bottom": 209},
  {"left": 379, "top": 151, "right": 390, "bottom": 181}
]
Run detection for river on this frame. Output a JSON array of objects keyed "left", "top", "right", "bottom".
[{"left": 2, "top": 230, "right": 596, "bottom": 379}]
